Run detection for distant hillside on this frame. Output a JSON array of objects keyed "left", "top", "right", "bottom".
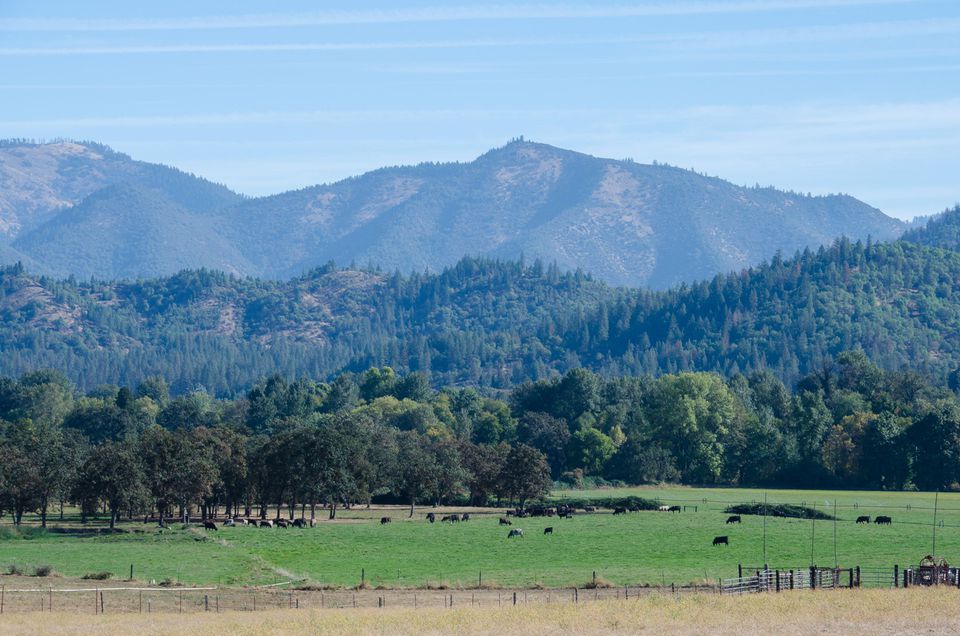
[
  {"left": 902, "top": 204, "right": 960, "bottom": 250},
  {"left": 2, "top": 232, "right": 959, "bottom": 394},
  {"left": 0, "top": 139, "right": 904, "bottom": 288},
  {"left": 13, "top": 184, "right": 253, "bottom": 279}
]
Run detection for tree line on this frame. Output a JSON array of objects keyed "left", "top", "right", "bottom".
[
  {"left": 4, "top": 351, "right": 960, "bottom": 527},
  {"left": 4, "top": 217, "right": 960, "bottom": 396}
]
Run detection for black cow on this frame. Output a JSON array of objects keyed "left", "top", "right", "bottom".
[
  {"left": 856, "top": 516, "right": 870, "bottom": 524},
  {"left": 462, "top": 513, "right": 470, "bottom": 522},
  {"left": 426, "top": 512, "right": 436, "bottom": 523},
  {"left": 713, "top": 535, "right": 729, "bottom": 546},
  {"left": 613, "top": 507, "right": 627, "bottom": 515},
  {"left": 203, "top": 521, "right": 218, "bottom": 531},
  {"left": 499, "top": 517, "right": 512, "bottom": 526},
  {"left": 259, "top": 520, "right": 273, "bottom": 528},
  {"left": 544, "top": 527, "right": 553, "bottom": 535},
  {"left": 276, "top": 519, "right": 289, "bottom": 528},
  {"left": 875, "top": 516, "right": 892, "bottom": 525},
  {"left": 292, "top": 518, "right": 307, "bottom": 528},
  {"left": 380, "top": 517, "right": 392, "bottom": 525},
  {"left": 507, "top": 528, "right": 524, "bottom": 538},
  {"left": 726, "top": 515, "right": 741, "bottom": 524},
  {"left": 668, "top": 505, "right": 681, "bottom": 513}
]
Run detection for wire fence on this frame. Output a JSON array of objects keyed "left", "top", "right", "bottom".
[{"left": 0, "top": 582, "right": 720, "bottom": 615}]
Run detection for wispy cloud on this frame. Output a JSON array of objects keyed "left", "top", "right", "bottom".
[
  {"left": 0, "top": 0, "right": 921, "bottom": 32},
  {"left": 3, "top": 18, "right": 958, "bottom": 57}
]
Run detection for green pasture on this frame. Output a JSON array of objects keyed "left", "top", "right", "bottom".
[{"left": 2, "top": 486, "right": 959, "bottom": 588}]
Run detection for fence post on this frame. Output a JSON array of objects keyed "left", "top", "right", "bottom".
[
  {"left": 513, "top": 592, "right": 517, "bottom": 606},
  {"left": 775, "top": 570, "right": 780, "bottom": 592},
  {"left": 179, "top": 590, "right": 182, "bottom": 613},
  {"left": 894, "top": 565, "right": 899, "bottom": 588},
  {"left": 1, "top": 584, "right": 4, "bottom": 614},
  {"left": 100, "top": 591, "right": 104, "bottom": 614},
  {"left": 574, "top": 588, "right": 578, "bottom": 603},
  {"left": 129, "top": 564, "right": 134, "bottom": 581},
  {"left": 738, "top": 564, "right": 742, "bottom": 579},
  {"left": 810, "top": 567, "right": 816, "bottom": 590},
  {"left": 361, "top": 568, "right": 365, "bottom": 587},
  {"left": 205, "top": 594, "right": 209, "bottom": 612},
  {"left": 139, "top": 590, "right": 142, "bottom": 613},
  {"left": 94, "top": 588, "right": 98, "bottom": 615}
]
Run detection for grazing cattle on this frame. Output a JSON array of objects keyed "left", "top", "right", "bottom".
[
  {"left": 507, "top": 528, "right": 524, "bottom": 538},
  {"left": 276, "top": 519, "right": 289, "bottom": 528},
  {"left": 380, "top": 517, "right": 392, "bottom": 525},
  {"left": 713, "top": 536, "right": 729, "bottom": 546},
  {"left": 856, "top": 516, "right": 870, "bottom": 524},
  {"left": 426, "top": 513, "right": 436, "bottom": 523},
  {"left": 292, "top": 518, "right": 307, "bottom": 528},
  {"left": 875, "top": 516, "right": 892, "bottom": 525},
  {"left": 668, "top": 505, "right": 681, "bottom": 513},
  {"left": 461, "top": 513, "right": 470, "bottom": 522},
  {"left": 203, "top": 521, "right": 218, "bottom": 531},
  {"left": 499, "top": 517, "right": 512, "bottom": 526},
  {"left": 544, "top": 527, "right": 554, "bottom": 535},
  {"left": 259, "top": 520, "right": 273, "bottom": 528},
  {"left": 726, "top": 515, "right": 742, "bottom": 524},
  {"left": 613, "top": 507, "right": 627, "bottom": 515},
  {"left": 561, "top": 512, "right": 574, "bottom": 519},
  {"left": 658, "top": 505, "right": 670, "bottom": 512},
  {"left": 223, "top": 518, "right": 235, "bottom": 527}
]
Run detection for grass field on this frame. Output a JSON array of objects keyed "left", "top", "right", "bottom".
[
  {"left": 2, "top": 486, "right": 959, "bottom": 588},
  {"left": 3, "top": 589, "right": 960, "bottom": 635}
]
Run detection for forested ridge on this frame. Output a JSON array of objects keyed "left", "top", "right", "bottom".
[
  {"left": 3, "top": 353, "right": 960, "bottom": 527},
  {"left": 1, "top": 205, "right": 960, "bottom": 394}
]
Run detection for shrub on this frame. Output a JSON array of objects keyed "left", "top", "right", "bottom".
[
  {"left": 551, "top": 495, "right": 661, "bottom": 511},
  {"left": 724, "top": 503, "right": 835, "bottom": 520},
  {"left": 7, "top": 563, "right": 24, "bottom": 575},
  {"left": 33, "top": 565, "right": 55, "bottom": 577},
  {"left": 82, "top": 571, "right": 113, "bottom": 580}
]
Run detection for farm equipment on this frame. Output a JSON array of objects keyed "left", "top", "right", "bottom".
[{"left": 904, "top": 556, "right": 958, "bottom": 586}]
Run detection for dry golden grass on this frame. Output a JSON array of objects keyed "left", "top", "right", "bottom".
[{"left": 3, "top": 588, "right": 960, "bottom": 635}]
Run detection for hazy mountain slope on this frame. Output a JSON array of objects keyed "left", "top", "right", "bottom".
[
  {"left": 216, "top": 140, "right": 905, "bottom": 288},
  {"left": 0, "top": 139, "right": 904, "bottom": 287},
  {"left": 902, "top": 205, "right": 960, "bottom": 250},
  {"left": 0, "top": 140, "right": 241, "bottom": 241},
  {"left": 12, "top": 184, "right": 254, "bottom": 279}
]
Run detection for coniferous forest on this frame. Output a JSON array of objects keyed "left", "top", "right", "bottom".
[{"left": 1, "top": 206, "right": 960, "bottom": 395}]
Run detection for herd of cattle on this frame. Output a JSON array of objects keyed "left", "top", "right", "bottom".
[{"left": 184, "top": 506, "right": 896, "bottom": 542}]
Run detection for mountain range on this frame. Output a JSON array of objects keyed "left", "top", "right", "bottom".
[{"left": 0, "top": 139, "right": 905, "bottom": 288}]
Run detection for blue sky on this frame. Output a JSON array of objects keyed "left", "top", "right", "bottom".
[{"left": 1, "top": 1, "right": 958, "bottom": 220}]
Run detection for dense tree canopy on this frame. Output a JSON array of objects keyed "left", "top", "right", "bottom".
[{"left": 2, "top": 354, "right": 960, "bottom": 526}]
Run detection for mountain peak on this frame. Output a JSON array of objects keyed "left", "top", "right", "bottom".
[{"left": 0, "top": 140, "right": 905, "bottom": 288}]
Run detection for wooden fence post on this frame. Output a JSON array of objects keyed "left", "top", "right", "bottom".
[
  {"left": 738, "top": 564, "right": 742, "bottom": 579},
  {"left": 775, "top": 570, "right": 780, "bottom": 592},
  {"left": 894, "top": 565, "right": 899, "bottom": 588},
  {"left": 1, "top": 584, "right": 4, "bottom": 614}
]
